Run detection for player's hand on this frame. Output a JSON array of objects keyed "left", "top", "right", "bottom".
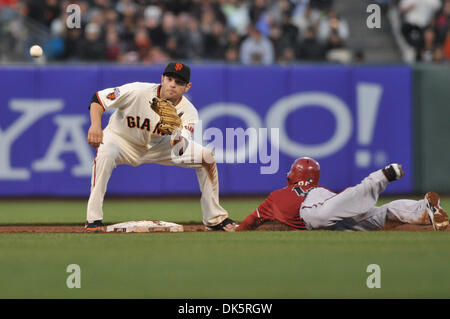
[
  {"left": 87, "top": 125, "right": 103, "bottom": 148},
  {"left": 223, "top": 223, "right": 238, "bottom": 232},
  {"left": 170, "top": 130, "right": 188, "bottom": 156}
]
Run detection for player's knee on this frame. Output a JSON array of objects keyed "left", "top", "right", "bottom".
[
  {"left": 310, "top": 214, "right": 332, "bottom": 229},
  {"left": 97, "top": 147, "right": 120, "bottom": 164}
]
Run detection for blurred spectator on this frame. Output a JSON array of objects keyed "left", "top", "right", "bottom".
[
  {"left": 326, "top": 47, "right": 352, "bottom": 63},
  {"left": 266, "top": 0, "right": 294, "bottom": 26},
  {"left": 443, "top": 28, "right": 450, "bottom": 59},
  {"left": 297, "top": 26, "right": 325, "bottom": 61},
  {"left": 239, "top": 24, "right": 274, "bottom": 64},
  {"left": 0, "top": 0, "right": 18, "bottom": 7},
  {"left": 131, "top": 27, "right": 151, "bottom": 60},
  {"left": 317, "top": 10, "right": 349, "bottom": 44},
  {"left": 268, "top": 24, "right": 283, "bottom": 57},
  {"left": 93, "top": 0, "right": 111, "bottom": 10},
  {"left": 119, "top": 3, "right": 138, "bottom": 50},
  {"left": 105, "top": 29, "right": 121, "bottom": 61},
  {"left": 278, "top": 46, "right": 296, "bottom": 64},
  {"left": 145, "top": 9, "right": 165, "bottom": 47},
  {"left": 203, "top": 20, "right": 228, "bottom": 59},
  {"left": 249, "top": 0, "right": 267, "bottom": 24},
  {"left": 78, "top": 1, "right": 90, "bottom": 27},
  {"left": 399, "top": 0, "right": 441, "bottom": 49},
  {"left": 353, "top": 49, "right": 365, "bottom": 63},
  {"left": 292, "top": 4, "right": 321, "bottom": 36},
  {"left": 221, "top": 0, "right": 250, "bottom": 36},
  {"left": 78, "top": 23, "right": 106, "bottom": 61},
  {"left": 418, "top": 26, "right": 437, "bottom": 61},
  {"left": 165, "top": 36, "right": 184, "bottom": 59},
  {"left": 292, "top": 0, "right": 310, "bottom": 17},
  {"left": 227, "top": 29, "right": 242, "bottom": 51},
  {"left": 225, "top": 47, "right": 240, "bottom": 63},
  {"left": 165, "top": 0, "right": 193, "bottom": 15},
  {"left": 310, "top": 0, "right": 334, "bottom": 11},
  {"left": 64, "top": 28, "right": 83, "bottom": 60},
  {"left": 268, "top": 14, "right": 297, "bottom": 58},
  {"left": 224, "top": 30, "right": 242, "bottom": 61},
  {"left": 433, "top": 45, "right": 445, "bottom": 61},
  {"left": 325, "top": 29, "right": 344, "bottom": 51},
  {"left": 280, "top": 13, "right": 299, "bottom": 43},
  {"left": 116, "top": 0, "right": 136, "bottom": 16},
  {"left": 23, "top": 0, "right": 45, "bottom": 25},
  {"left": 178, "top": 14, "right": 203, "bottom": 60},
  {"left": 160, "top": 11, "right": 178, "bottom": 46},
  {"left": 434, "top": 0, "right": 450, "bottom": 43},
  {"left": 143, "top": 46, "right": 169, "bottom": 64},
  {"left": 200, "top": 8, "right": 215, "bottom": 34},
  {"left": 325, "top": 30, "right": 351, "bottom": 63}
]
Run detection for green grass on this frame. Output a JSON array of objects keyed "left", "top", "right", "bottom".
[
  {"left": 0, "top": 231, "right": 449, "bottom": 298},
  {"left": 0, "top": 198, "right": 265, "bottom": 224},
  {"left": 1, "top": 196, "right": 445, "bottom": 225},
  {"left": 0, "top": 197, "right": 449, "bottom": 298}
]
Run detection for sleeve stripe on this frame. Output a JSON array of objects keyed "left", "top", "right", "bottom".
[{"left": 96, "top": 92, "right": 106, "bottom": 111}]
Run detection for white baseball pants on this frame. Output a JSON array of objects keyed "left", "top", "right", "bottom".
[
  {"left": 301, "top": 170, "right": 428, "bottom": 231},
  {"left": 86, "top": 128, "right": 229, "bottom": 226}
]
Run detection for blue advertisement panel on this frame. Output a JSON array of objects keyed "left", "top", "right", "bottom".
[{"left": 0, "top": 65, "right": 412, "bottom": 196}]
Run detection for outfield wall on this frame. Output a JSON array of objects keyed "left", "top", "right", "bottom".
[
  {"left": 413, "top": 64, "right": 450, "bottom": 193},
  {"left": 0, "top": 65, "right": 414, "bottom": 196}
]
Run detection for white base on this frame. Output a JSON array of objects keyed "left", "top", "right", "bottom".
[{"left": 106, "top": 220, "right": 184, "bottom": 233}]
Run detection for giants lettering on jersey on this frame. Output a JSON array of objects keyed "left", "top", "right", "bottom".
[{"left": 126, "top": 116, "right": 151, "bottom": 131}]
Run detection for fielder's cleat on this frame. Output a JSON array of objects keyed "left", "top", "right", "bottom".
[
  {"left": 382, "top": 163, "right": 404, "bottom": 182},
  {"left": 424, "top": 192, "right": 449, "bottom": 231},
  {"left": 84, "top": 220, "right": 105, "bottom": 233},
  {"left": 205, "top": 218, "right": 236, "bottom": 232}
]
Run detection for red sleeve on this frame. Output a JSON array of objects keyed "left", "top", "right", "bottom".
[
  {"left": 236, "top": 210, "right": 261, "bottom": 231},
  {"left": 236, "top": 194, "right": 275, "bottom": 231}
]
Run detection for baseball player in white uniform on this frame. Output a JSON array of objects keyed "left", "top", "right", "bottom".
[{"left": 84, "top": 62, "right": 236, "bottom": 232}]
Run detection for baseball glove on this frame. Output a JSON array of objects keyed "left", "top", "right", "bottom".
[{"left": 150, "top": 97, "right": 182, "bottom": 135}]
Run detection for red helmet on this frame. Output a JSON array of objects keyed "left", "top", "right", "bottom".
[{"left": 287, "top": 157, "right": 320, "bottom": 186}]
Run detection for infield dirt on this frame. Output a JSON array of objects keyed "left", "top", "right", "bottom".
[{"left": 0, "top": 221, "right": 444, "bottom": 233}]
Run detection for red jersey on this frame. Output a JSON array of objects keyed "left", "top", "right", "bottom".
[{"left": 236, "top": 185, "right": 310, "bottom": 231}]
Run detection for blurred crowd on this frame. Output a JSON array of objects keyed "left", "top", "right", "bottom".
[
  {"left": 395, "top": 0, "right": 450, "bottom": 62},
  {"left": 2, "top": 0, "right": 355, "bottom": 64}
]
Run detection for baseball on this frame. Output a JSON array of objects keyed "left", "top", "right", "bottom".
[{"left": 29, "top": 45, "right": 43, "bottom": 58}]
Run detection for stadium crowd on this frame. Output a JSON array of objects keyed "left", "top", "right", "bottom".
[
  {"left": 1, "top": 0, "right": 356, "bottom": 64},
  {"left": 2, "top": 0, "right": 450, "bottom": 64}
]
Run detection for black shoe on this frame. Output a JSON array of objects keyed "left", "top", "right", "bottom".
[
  {"left": 84, "top": 220, "right": 105, "bottom": 233},
  {"left": 382, "top": 163, "right": 404, "bottom": 182},
  {"left": 206, "top": 218, "right": 236, "bottom": 231}
]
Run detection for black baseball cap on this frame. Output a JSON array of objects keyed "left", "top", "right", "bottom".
[{"left": 163, "top": 62, "right": 190, "bottom": 83}]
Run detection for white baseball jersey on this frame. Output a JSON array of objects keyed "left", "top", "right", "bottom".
[{"left": 96, "top": 82, "right": 198, "bottom": 147}]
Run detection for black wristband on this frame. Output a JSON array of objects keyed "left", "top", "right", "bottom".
[{"left": 89, "top": 93, "right": 100, "bottom": 110}]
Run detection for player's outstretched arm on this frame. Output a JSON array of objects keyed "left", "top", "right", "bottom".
[
  {"left": 236, "top": 210, "right": 270, "bottom": 231},
  {"left": 87, "top": 102, "right": 104, "bottom": 148}
]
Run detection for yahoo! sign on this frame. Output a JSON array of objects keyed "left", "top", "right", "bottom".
[{"left": 0, "top": 65, "right": 412, "bottom": 195}]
